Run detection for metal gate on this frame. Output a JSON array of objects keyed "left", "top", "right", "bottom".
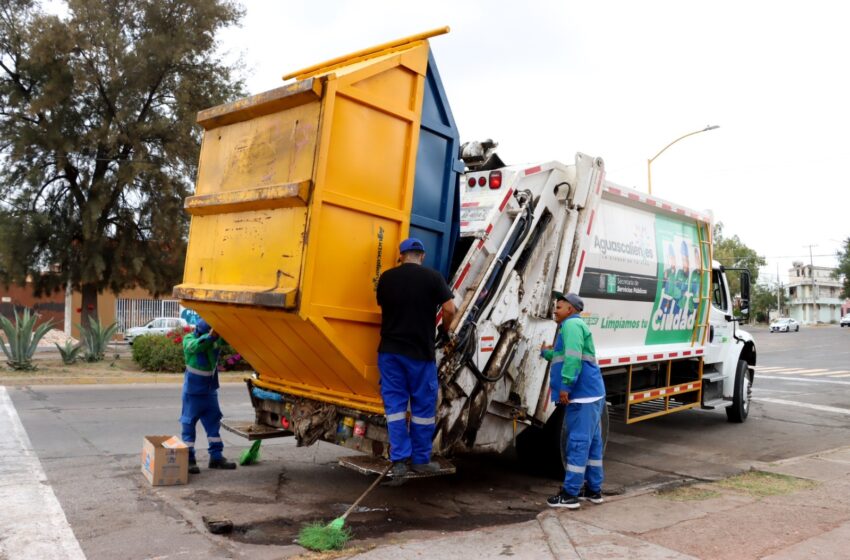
[{"left": 115, "top": 299, "right": 180, "bottom": 334}]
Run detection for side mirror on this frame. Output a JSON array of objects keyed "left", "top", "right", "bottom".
[{"left": 739, "top": 270, "right": 751, "bottom": 315}]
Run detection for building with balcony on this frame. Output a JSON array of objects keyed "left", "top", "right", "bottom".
[{"left": 786, "top": 263, "right": 846, "bottom": 324}]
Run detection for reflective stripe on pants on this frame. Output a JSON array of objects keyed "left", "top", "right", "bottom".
[
  {"left": 378, "top": 353, "right": 438, "bottom": 464},
  {"left": 562, "top": 399, "right": 605, "bottom": 496}
]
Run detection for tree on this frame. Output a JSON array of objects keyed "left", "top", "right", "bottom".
[
  {"left": 712, "top": 222, "right": 766, "bottom": 297},
  {"left": 0, "top": 0, "right": 244, "bottom": 325},
  {"left": 835, "top": 237, "right": 850, "bottom": 299},
  {"left": 751, "top": 282, "right": 786, "bottom": 323}
]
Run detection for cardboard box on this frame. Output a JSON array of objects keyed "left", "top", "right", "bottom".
[{"left": 141, "top": 435, "right": 189, "bottom": 486}]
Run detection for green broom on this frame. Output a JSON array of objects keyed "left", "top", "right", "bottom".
[
  {"left": 298, "top": 464, "right": 392, "bottom": 551},
  {"left": 239, "top": 440, "right": 262, "bottom": 466}
]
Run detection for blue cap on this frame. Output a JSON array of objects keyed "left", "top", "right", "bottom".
[
  {"left": 195, "top": 319, "right": 211, "bottom": 335},
  {"left": 552, "top": 291, "right": 584, "bottom": 312},
  {"left": 399, "top": 237, "right": 425, "bottom": 253}
]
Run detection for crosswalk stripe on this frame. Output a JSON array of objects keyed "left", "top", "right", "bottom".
[
  {"left": 759, "top": 375, "right": 850, "bottom": 386},
  {"left": 757, "top": 397, "right": 850, "bottom": 416},
  {"left": 755, "top": 368, "right": 847, "bottom": 377},
  {"left": 0, "top": 387, "right": 86, "bottom": 560}
]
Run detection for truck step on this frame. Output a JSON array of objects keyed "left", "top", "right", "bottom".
[
  {"left": 702, "top": 372, "right": 724, "bottom": 384},
  {"left": 339, "top": 455, "right": 456, "bottom": 479},
  {"left": 702, "top": 398, "right": 733, "bottom": 409},
  {"left": 221, "top": 419, "right": 293, "bottom": 440}
]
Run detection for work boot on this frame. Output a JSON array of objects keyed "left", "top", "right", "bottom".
[
  {"left": 381, "top": 460, "right": 410, "bottom": 486},
  {"left": 547, "top": 489, "right": 580, "bottom": 509},
  {"left": 578, "top": 486, "right": 604, "bottom": 504},
  {"left": 208, "top": 457, "right": 237, "bottom": 470},
  {"left": 411, "top": 461, "right": 441, "bottom": 473},
  {"left": 188, "top": 457, "right": 200, "bottom": 475},
  {"left": 391, "top": 460, "right": 409, "bottom": 478}
]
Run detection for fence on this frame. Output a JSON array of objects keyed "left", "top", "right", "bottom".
[{"left": 114, "top": 299, "right": 180, "bottom": 334}]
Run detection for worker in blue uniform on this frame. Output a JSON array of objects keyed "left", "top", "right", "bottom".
[
  {"left": 541, "top": 292, "right": 606, "bottom": 509},
  {"left": 180, "top": 319, "right": 236, "bottom": 473},
  {"left": 376, "top": 238, "right": 457, "bottom": 482}
]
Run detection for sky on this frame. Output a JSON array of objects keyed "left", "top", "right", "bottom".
[{"left": 218, "top": 0, "right": 849, "bottom": 287}]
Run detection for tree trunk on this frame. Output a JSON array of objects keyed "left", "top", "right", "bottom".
[{"left": 81, "top": 283, "right": 99, "bottom": 330}]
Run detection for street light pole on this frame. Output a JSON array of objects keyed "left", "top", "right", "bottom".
[{"left": 647, "top": 125, "right": 719, "bottom": 195}]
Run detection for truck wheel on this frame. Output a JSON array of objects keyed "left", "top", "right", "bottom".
[
  {"left": 558, "top": 401, "right": 610, "bottom": 475},
  {"left": 726, "top": 360, "right": 751, "bottom": 423}
]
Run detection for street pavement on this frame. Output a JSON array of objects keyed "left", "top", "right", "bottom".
[{"left": 1, "top": 324, "right": 849, "bottom": 559}]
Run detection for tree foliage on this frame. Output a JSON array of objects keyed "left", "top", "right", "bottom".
[
  {"left": 0, "top": 0, "right": 244, "bottom": 323},
  {"left": 835, "top": 237, "right": 850, "bottom": 299},
  {"left": 751, "top": 282, "right": 787, "bottom": 323},
  {"left": 712, "top": 222, "right": 765, "bottom": 297}
]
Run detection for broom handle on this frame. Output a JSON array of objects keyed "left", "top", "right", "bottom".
[{"left": 340, "top": 463, "right": 393, "bottom": 522}]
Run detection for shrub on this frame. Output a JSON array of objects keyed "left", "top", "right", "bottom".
[
  {"left": 0, "top": 309, "right": 55, "bottom": 370},
  {"left": 132, "top": 334, "right": 185, "bottom": 372},
  {"left": 220, "top": 341, "right": 252, "bottom": 371},
  {"left": 132, "top": 327, "right": 252, "bottom": 372}
]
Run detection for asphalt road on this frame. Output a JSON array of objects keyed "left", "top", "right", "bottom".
[{"left": 4, "top": 324, "right": 849, "bottom": 559}]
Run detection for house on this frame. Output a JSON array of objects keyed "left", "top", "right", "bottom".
[{"left": 786, "top": 263, "right": 846, "bottom": 325}]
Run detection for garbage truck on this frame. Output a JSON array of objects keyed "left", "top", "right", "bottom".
[{"left": 173, "top": 27, "right": 756, "bottom": 476}]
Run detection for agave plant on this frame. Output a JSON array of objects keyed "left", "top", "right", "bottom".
[
  {"left": 78, "top": 317, "right": 120, "bottom": 362},
  {"left": 55, "top": 339, "right": 83, "bottom": 365},
  {"left": 0, "top": 309, "right": 55, "bottom": 370}
]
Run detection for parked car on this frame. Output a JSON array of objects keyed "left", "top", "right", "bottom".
[
  {"left": 769, "top": 318, "right": 800, "bottom": 333},
  {"left": 125, "top": 317, "right": 188, "bottom": 344},
  {"left": 841, "top": 314, "right": 850, "bottom": 327}
]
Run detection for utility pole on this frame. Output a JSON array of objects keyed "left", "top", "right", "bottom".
[
  {"left": 776, "top": 263, "right": 781, "bottom": 317},
  {"left": 805, "top": 244, "right": 818, "bottom": 324}
]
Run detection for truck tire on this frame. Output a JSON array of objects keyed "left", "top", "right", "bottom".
[
  {"left": 558, "top": 401, "right": 610, "bottom": 475},
  {"left": 726, "top": 360, "right": 751, "bottom": 423}
]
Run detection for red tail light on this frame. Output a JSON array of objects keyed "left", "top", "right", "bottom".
[
  {"left": 467, "top": 177, "right": 476, "bottom": 187},
  {"left": 489, "top": 170, "right": 502, "bottom": 189},
  {"left": 477, "top": 176, "right": 486, "bottom": 187}
]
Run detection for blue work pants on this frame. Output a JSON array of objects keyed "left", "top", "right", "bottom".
[
  {"left": 562, "top": 399, "right": 605, "bottom": 496},
  {"left": 378, "top": 353, "right": 438, "bottom": 464},
  {"left": 180, "top": 392, "right": 224, "bottom": 461}
]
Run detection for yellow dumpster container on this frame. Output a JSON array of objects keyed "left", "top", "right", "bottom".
[{"left": 174, "top": 28, "right": 459, "bottom": 414}]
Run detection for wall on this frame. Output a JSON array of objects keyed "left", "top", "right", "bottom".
[{"left": 0, "top": 284, "right": 65, "bottom": 327}]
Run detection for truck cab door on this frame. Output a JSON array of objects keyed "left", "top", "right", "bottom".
[{"left": 705, "top": 268, "right": 733, "bottom": 365}]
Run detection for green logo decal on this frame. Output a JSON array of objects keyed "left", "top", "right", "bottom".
[{"left": 645, "top": 216, "right": 702, "bottom": 345}]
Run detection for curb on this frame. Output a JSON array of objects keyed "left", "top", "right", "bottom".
[
  {"left": 0, "top": 375, "right": 248, "bottom": 387},
  {"left": 538, "top": 511, "right": 581, "bottom": 559}
]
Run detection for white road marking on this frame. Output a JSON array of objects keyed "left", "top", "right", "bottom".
[
  {"left": 759, "top": 375, "right": 850, "bottom": 386},
  {"left": 0, "top": 386, "right": 86, "bottom": 560},
  {"left": 756, "top": 368, "right": 847, "bottom": 377},
  {"left": 757, "top": 397, "right": 850, "bottom": 416}
]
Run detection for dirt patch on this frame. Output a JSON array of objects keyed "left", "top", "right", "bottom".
[
  {"left": 717, "top": 470, "right": 818, "bottom": 497},
  {"left": 657, "top": 484, "right": 721, "bottom": 501},
  {"left": 227, "top": 510, "right": 538, "bottom": 547}
]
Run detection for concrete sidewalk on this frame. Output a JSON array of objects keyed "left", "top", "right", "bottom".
[{"left": 344, "top": 446, "right": 850, "bottom": 560}]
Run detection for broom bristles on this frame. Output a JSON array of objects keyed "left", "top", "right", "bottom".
[
  {"left": 298, "top": 519, "right": 351, "bottom": 551},
  {"left": 239, "top": 440, "right": 262, "bottom": 466}
]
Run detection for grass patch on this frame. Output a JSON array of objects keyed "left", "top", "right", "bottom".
[
  {"left": 717, "top": 470, "right": 817, "bottom": 497},
  {"left": 658, "top": 484, "right": 721, "bottom": 501}
]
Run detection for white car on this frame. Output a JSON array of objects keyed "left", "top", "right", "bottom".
[
  {"left": 841, "top": 314, "right": 850, "bottom": 327},
  {"left": 125, "top": 317, "right": 188, "bottom": 344},
  {"left": 769, "top": 318, "right": 800, "bottom": 333}
]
